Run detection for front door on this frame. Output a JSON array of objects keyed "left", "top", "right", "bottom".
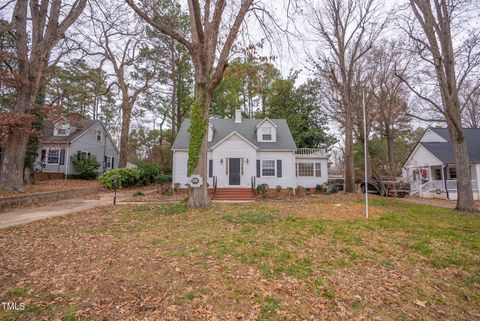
[{"left": 229, "top": 158, "right": 241, "bottom": 185}]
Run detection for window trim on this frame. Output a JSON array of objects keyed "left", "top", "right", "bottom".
[
  {"left": 261, "top": 159, "right": 276, "bottom": 177},
  {"left": 296, "top": 162, "right": 322, "bottom": 177},
  {"left": 261, "top": 127, "right": 272, "bottom": 141},
  {"left": 47, "top": 149, "right": 60, "bottom": 164},
  {"left": 105, "top": 155, "right": 113, "bottom": 170},
  {"left": 96, "top": 129, "right": 102, "bottom": 142}
]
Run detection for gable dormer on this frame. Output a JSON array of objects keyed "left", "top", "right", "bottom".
[
  {"left": 208, "top": 122, "right": 215, "bottom": 142},
  {"left": 256, "top": 118, "right": 277, "bottom": 142},
  {"left": 53, "top": 119, "right": 71, "bottom": 136}
]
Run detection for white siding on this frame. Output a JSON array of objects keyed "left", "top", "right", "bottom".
[
  {"left": 172, "top": 151, "right": 189, "bottom": 186},
  {"left": 404, "top": 144, "right": 443, "bottom": 168},
  {"left": 212, "top": 134, "right": 257, "bottom": 188},
  {"left": 257, "top": 151, "right": 296, "bottom": 188},
  {"left": 420, "top": 129, "right": 447, "bottom": 143},
  {"left": 295, "top": 157, "right": 329, "bottom": 188}
]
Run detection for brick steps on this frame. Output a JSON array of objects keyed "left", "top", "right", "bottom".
[{"left": 213, "top": 188, "right": 255, "bottom": 201}]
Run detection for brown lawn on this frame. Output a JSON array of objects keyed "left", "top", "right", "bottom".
[{"left": 0, "top": 195, "right": 479, "bottom": 320}]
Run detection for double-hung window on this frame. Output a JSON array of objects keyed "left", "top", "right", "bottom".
[
  {"left": 96, "top": 130, "right": 102, "bottom": 142},
  {"left": 262, "top": 127, "right": 272, "bottom": 141},
  {"left": 262, "top": 160, "right": 275, "bottom": 176},
  {"left": 47, "top": 149, "right": 60, "bottom": 164}
]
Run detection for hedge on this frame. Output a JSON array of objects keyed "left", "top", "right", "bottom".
[{"left": 99, "top": 163, "right": 171, "bottom": 189}]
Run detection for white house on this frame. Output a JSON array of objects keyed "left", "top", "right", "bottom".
[
  {"left": 171, "top": 110, "right": 329, "bottom": 193},
  {"left": 402, "top": 127, "right": 480, "bottom": 200}
]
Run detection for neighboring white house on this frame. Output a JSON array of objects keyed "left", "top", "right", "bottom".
[
  {"left": 171, "top": 110, "right": 329, "bottom": 189},
  {"left": 32, "top": 116, "right": 118, "bottom": 176},
  {"left": 402, "top": 127, "right": 480, "bottom": 200}
]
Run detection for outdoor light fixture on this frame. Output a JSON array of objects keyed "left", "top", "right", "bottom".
[
  {"left": 220, "top": 158, "right": 223, "bottom": 164},
  {"left": 246, "top": 158, "right": 249, "bottom": 164}
]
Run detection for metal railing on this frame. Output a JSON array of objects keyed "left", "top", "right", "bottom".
[
  {"left": 213, "top": 176, "right": 218, "bottom": 195},
  {"left": 294, "top": 148, "right": 327, "bottom": 157}
]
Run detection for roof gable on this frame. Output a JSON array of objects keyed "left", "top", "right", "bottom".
[
  {"left": 211, "top": 131, "right": 258, "bottom": 150},
  {"left": 256, "top": 118, "right": 277, "bottom": 129},
  {"left": 172, "top": 118, "right": 296, "bottom": 151}
]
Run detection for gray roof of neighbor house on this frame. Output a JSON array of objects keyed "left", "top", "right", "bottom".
[
  {"left": 172, "top": 118, "right": 297, "bottom": 150},
  {"left": 41, "top": 119, "right": 100, "bottom": 143},
  {"left": 420, "top": 127, "right": 480, "bottom": 163}
]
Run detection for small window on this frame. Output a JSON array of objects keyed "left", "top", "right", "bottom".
[
  {"left": 58, "top": 127, "right": 67, "bottom": 135},
  {"left": 47, "top": 149, "right": 60, "bottom": 164},
  {"left": 449, "top": 167, "right": 456, "bottom": 179},
  {"left": 262, "top": 127, "right": 272, "bottom": 141},
  {"left": 262, "top": 160, "right": 275, "bottom": 176},
  {"left": 96, "top": 130, "right": 102, "bottom": 142},
  {"left": 434, "top": 168, "right": 442, "bottom": 180}
]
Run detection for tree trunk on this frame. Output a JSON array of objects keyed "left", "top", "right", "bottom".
[
  {"left": 344, "top": 112, "right": 356, "bottom": 192},
  {"left": 118, "top": 100, "right": 132, "bottom": 168},
  {"left": 449, "top": 126, "right": 476, "bottom": 211},
  {"left": 0, "top": 87, "right": 33, "bottom": 191},
  {"left": 385, "top": 124, "right": 395, "bottom": 174},
  {"left": 187, "top": 82, "right": 210, "bottom": 208}
]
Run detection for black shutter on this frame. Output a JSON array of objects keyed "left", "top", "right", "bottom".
[
  {"left": 59, "top": 149, "right": 65, "bottom": 165},
  {"left": 41, "top": 149, "right": 46, "bottom": 162},
  {"left": 111, "top": 157, "right": 114, "bottom": 169},
  {"left": 277, "top": 160, "right": 282, "bottom": 177},
  {"left": 209, "top": 159, "right": 213, "bottom": 178},
  {"left": 256, "top": 160, "right": 261, "bottom": 177},
  {"left": 104, "top": 156, "right": 107, "bottom": 170}
]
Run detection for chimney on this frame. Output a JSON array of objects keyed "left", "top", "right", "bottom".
[{"left": 234, "top": 108, "right": 242, "bottom": 123}]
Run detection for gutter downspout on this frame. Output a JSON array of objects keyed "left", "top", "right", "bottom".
[{"left": 443, "top": 163, "right": 449, "bottom": 200}]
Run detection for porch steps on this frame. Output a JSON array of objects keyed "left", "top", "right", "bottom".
[{"left": 213, "top": 188, "right": 255, "bottom": 201}]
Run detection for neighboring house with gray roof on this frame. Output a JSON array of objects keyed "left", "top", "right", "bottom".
[
  {"left": 402, "top": 127, "right": 480, "bottom": 200},
  {"left": 171, "top": 109, "right": 329, "bottom": 189},
  {"left": 33, "top": 116, "right": 118, "bottom": 176}
]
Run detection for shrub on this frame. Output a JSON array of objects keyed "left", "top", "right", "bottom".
[
  {"left": 256, "top": 183, "right": 269, "bottom": 198},
  {"left": 71, "top": 152, "right": 100, "bottom": 179},
  {"left": 315, "top": 184, "right": 323, "bottom": 193},
  {"left": 133, "top": 191, "right": 145, "bottom": 197},
  {"left": 164, "top": 188, "right": 174, "bottom": 196},
  {"left": 275, "top": 185, "right": 282, "bottom": 193},
  {"left": 287, "top": 187, "right": 294, "bottom": 196},
  {"left": 155, "top": 174, "right": 172, "bottom": 185},
  {"left": 99, "top": 163, "right": 165, "bottom": 189}
]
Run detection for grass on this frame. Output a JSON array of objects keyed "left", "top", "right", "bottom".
[{"left": 0, "top": 195, "right": 479, "bottom": 320}]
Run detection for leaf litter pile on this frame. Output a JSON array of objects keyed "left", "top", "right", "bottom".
[{"left": 0, "top": 196, "right": 479, "bottom": 320}]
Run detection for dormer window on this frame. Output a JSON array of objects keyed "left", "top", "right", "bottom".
[
  {"left": 262, "top": 127, "right": 272, "bottom": 141},
  {"left": 54, "top": 122, "right": 70, "bottom": 136}
]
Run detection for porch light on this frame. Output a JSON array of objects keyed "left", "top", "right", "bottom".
[
  {"left": 246, "top": 158, "right": 249, "bottom": 164},
  {"left": 220, "top": 158, "right": 223, "bottom": 164}
]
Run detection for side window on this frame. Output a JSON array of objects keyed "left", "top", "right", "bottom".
[{"left": 96, "top": 130, "right": 102, "bottom": 142}]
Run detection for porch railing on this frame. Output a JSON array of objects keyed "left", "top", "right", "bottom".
[
  {"left": 412, "top": 179, "right": 479, "bottom": 195},
  {"left": 294, "top": 148, "right": 327, "bottom": 157}
]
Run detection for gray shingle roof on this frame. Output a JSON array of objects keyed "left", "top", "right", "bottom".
[
  {"left": 172, "top": 118, "right": 297, "bottom": 150},
  {"left": 41, "top": 119, "right": 100, "bottom": 143},
  {"left": 420, "top": 127, "right": 480, "bottom": 163}
]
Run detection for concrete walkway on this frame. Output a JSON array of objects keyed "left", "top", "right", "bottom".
[{"left": 0, "top": 189, "right": 158, "bottom": 229}]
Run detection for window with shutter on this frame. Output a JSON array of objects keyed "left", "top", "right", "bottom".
[{"left": 209, "top": 159, "right": 213, "bottom": 178}]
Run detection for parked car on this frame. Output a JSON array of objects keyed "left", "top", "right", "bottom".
[{"left": 360, "top": 177, "right": 410, "bottom": 198}]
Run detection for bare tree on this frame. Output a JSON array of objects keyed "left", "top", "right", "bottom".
[
  {"left": 126, "top": 0, "right": 256, "bottom": 207},
  {"left": 398, "top": 0, "right": 480, "bottom": 211},
  {"left": 367, "top": 41, "right": 412, "bottom": 174},
  {"left": 310, "top": 0, "right": 385, "bottom": 193},
  {"left": 460, "top": 79, "right": 480, "bottom": 128},
  {"left": 82, "top": 0, "right": 153, "bottom": 168},
  {"left": 0, "top": 0, "right": 86, "bottom": 191}
]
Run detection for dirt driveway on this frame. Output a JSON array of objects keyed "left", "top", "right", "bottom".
[{"left": 0, "top": 189, "right": 159, "bottom": 229}]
